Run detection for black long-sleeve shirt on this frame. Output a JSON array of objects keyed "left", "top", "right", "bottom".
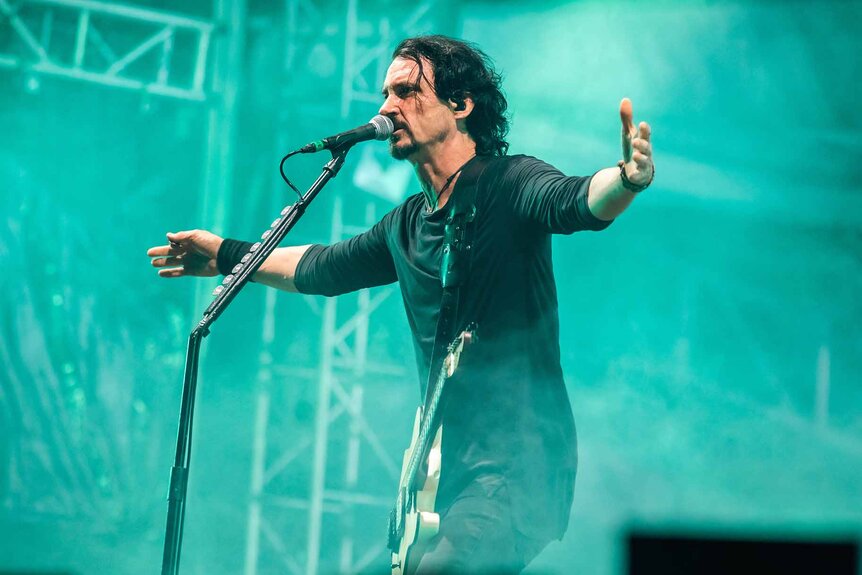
[{"left": 295, "top": 154, "right": 612, "bottom": 539}]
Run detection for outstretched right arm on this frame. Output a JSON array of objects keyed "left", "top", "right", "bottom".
[{"left": 147, "top": 229, "right": 310, "bottom": 292}]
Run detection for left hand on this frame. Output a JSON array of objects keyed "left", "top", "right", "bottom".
[{"left": 619, "top": 98, "right": 654, "bottom": 187}]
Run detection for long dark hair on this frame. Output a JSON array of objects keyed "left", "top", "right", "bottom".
[{"left": 393, "top": 35, "right": 510, "bottom": 157}]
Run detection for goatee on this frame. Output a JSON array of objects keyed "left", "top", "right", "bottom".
[{"left": 389, "top": 138, "right": 418, "bottom": 160}]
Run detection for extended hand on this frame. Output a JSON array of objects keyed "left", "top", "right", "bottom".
[
  {"left": 619, "top": 98, "right": 654, "bottom": 188},
  {"left": 147, "top": 229, "right": 223, "bottom": 278}
]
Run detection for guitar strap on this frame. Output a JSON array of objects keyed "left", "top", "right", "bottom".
[{"left": 423, "top": 155, "right": 490, "bottom": 407}]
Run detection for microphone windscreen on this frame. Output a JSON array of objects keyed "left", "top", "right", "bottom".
[{"left": 370, "top": 115, "right": 394, "bottom": 140}]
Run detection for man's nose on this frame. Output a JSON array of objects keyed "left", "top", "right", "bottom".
[{"left": 379, "top": 97, "right": 395, "bottom": 117}]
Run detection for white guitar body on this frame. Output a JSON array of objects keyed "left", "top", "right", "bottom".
[
  {"left": 391, "top": 408, "right": 443, "bottom": 575},
  {"left": 388, "top": 329, "right": 473, "bottom": 575}
]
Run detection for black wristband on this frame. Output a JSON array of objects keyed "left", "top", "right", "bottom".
[
  {"left": 217, "top": 238, "right": 255, "bottom": 276},
  {"left": 618, "top": 160, "right": 654, "bottom": 193}
]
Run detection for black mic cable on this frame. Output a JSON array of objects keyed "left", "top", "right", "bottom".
[
  {"left": 297, "top": 115, "right": 394, "bottom": 154},
  {"left": 279, "top": 115, "right": 394, "bottom": 197}
]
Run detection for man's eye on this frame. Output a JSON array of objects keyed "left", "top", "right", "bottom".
[{"left": 395, "top": 86, "right": 414, "bottom": 98}]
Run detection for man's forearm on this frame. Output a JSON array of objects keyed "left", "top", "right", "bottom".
[
  {"left": 587, "top": 166, "right": 637, "bottom": 221},
  {"left": 253, "top": 245, "right": 311, "bottom": 292}
]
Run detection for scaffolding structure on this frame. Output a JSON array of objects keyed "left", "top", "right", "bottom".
[
  {"left": 242, "top": 2, "right": 450, "bottom": 574},
  {"left": 0, "top": 0, "right": 214, "bottom": 100},
  {"left": 2, "top": 2, "right": 857, "bottom": 574},
  {"left": 0, "top": 0, "right": 242, "bottom": 524}
]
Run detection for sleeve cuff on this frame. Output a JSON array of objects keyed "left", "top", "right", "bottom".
[
  {"left": 292, "top": 244, "right": 325, "bottom": 294},
  {"left": 580, "top": 175, "right": 614, "bottom": 231}
]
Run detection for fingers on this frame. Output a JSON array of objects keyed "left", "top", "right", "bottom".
[
  {"left": 150, "top": 255, "right": 184, "bottom": 268},
  {"left": 150, "top": 254, "right": 189, "bottom": 279},
  {"left": 148, "top": 229, "right": 197, "bottom": 262},
  {"left": 632, "top": 138, "right": 651, "bottom": 156},
  {"left": 620, "top": 98, "right": 654, "bottom": 169},
  {"left": 166, "top": 230, "right": 195, "bottom": 243},
  {"left": 149, "top": 230, "right": 193, "bottom": 277},
  {"left": 638, "top": 121, "right": 651, "bottom": 142},
  {"left": 146, "top": 243, "right": 184, "bottom": 257},
  {"left": 157, "top": 267, "right": 188, "bottom": 278},
  {"left": 148, "top": 230, "right": 195, "bottom": 256},
  {"left": 620, "top": 98, "right": 635, "bottom": 163},
  {"left": 618, "top": 102, "right": 654, "bottom": 186},
  {"left": 631, "top": 125, "right": 653, "bottom": 171},
  {"left": 632, "top": 151, "right": 651, "bottom": 167},
  {"left": 165, "top": 229, "right": 223, "bottom": 259},
  {"left": 619, "top": 98, "right": 635, "bottom": 135},
  {"left": 151, "top": 253, "right": 198, "bottom": 278},
  {"left": 149, "top": 229, "right": 220, "bottom": 279}
]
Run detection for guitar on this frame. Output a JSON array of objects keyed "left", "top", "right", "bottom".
[{"left": 388, "top": 328, "right": 475, "bottom": 575}]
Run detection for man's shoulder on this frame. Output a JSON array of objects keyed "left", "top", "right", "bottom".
[
  {"left": 484, "top": 154, "right": 558, "bottom": 188},
  {"left": 375, "top": 192, "right": 425, "bottom": 229},
  {"left": 487, "top": 154, "right": 555, "bottom": 175},
  {"left": 396, "top": 192, "right": 426, "bottom": 216},
  {"left": 498, "top": 154, "right": 555, "bottom": 169}
]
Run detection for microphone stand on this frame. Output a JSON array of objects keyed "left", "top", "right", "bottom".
[{"left": 160, "top": 147, "right": 350, "bottom": 575}]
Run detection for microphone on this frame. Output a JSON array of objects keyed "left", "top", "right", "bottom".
[{"left": 297, "top": 115, "right": 394, "bottom": 154}]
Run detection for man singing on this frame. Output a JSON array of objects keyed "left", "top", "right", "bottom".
[{"left": 148, "top": 35, "right": 654, "bottom": 574}]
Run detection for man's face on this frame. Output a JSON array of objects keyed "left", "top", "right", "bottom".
[{"left": 379, "top": 57, "right": 455, "bottom": 160}]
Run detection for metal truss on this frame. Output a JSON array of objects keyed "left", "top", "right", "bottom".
[
  {"left": 0, "top": 0, "right": 243, "bottom": 537},
  {"left": 244, "top": 196, "right": 405, "bottom": 575},
  {"left": 340, "top": 0, "right": 440, "bottom": 118},
  {"left": 0, "top": 0, "right": 213, "bottom": 100},
  {"left": 242, "top": 3, "right": 450, "bottom": 574}
]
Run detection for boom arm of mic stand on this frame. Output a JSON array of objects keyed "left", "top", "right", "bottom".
[{"left": 160, "top": 148, "right": 349, "bottom": 575}]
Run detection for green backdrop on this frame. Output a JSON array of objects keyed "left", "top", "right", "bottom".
[{"left": 1, "top": 1, "right": 859, "bottom": 574}]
